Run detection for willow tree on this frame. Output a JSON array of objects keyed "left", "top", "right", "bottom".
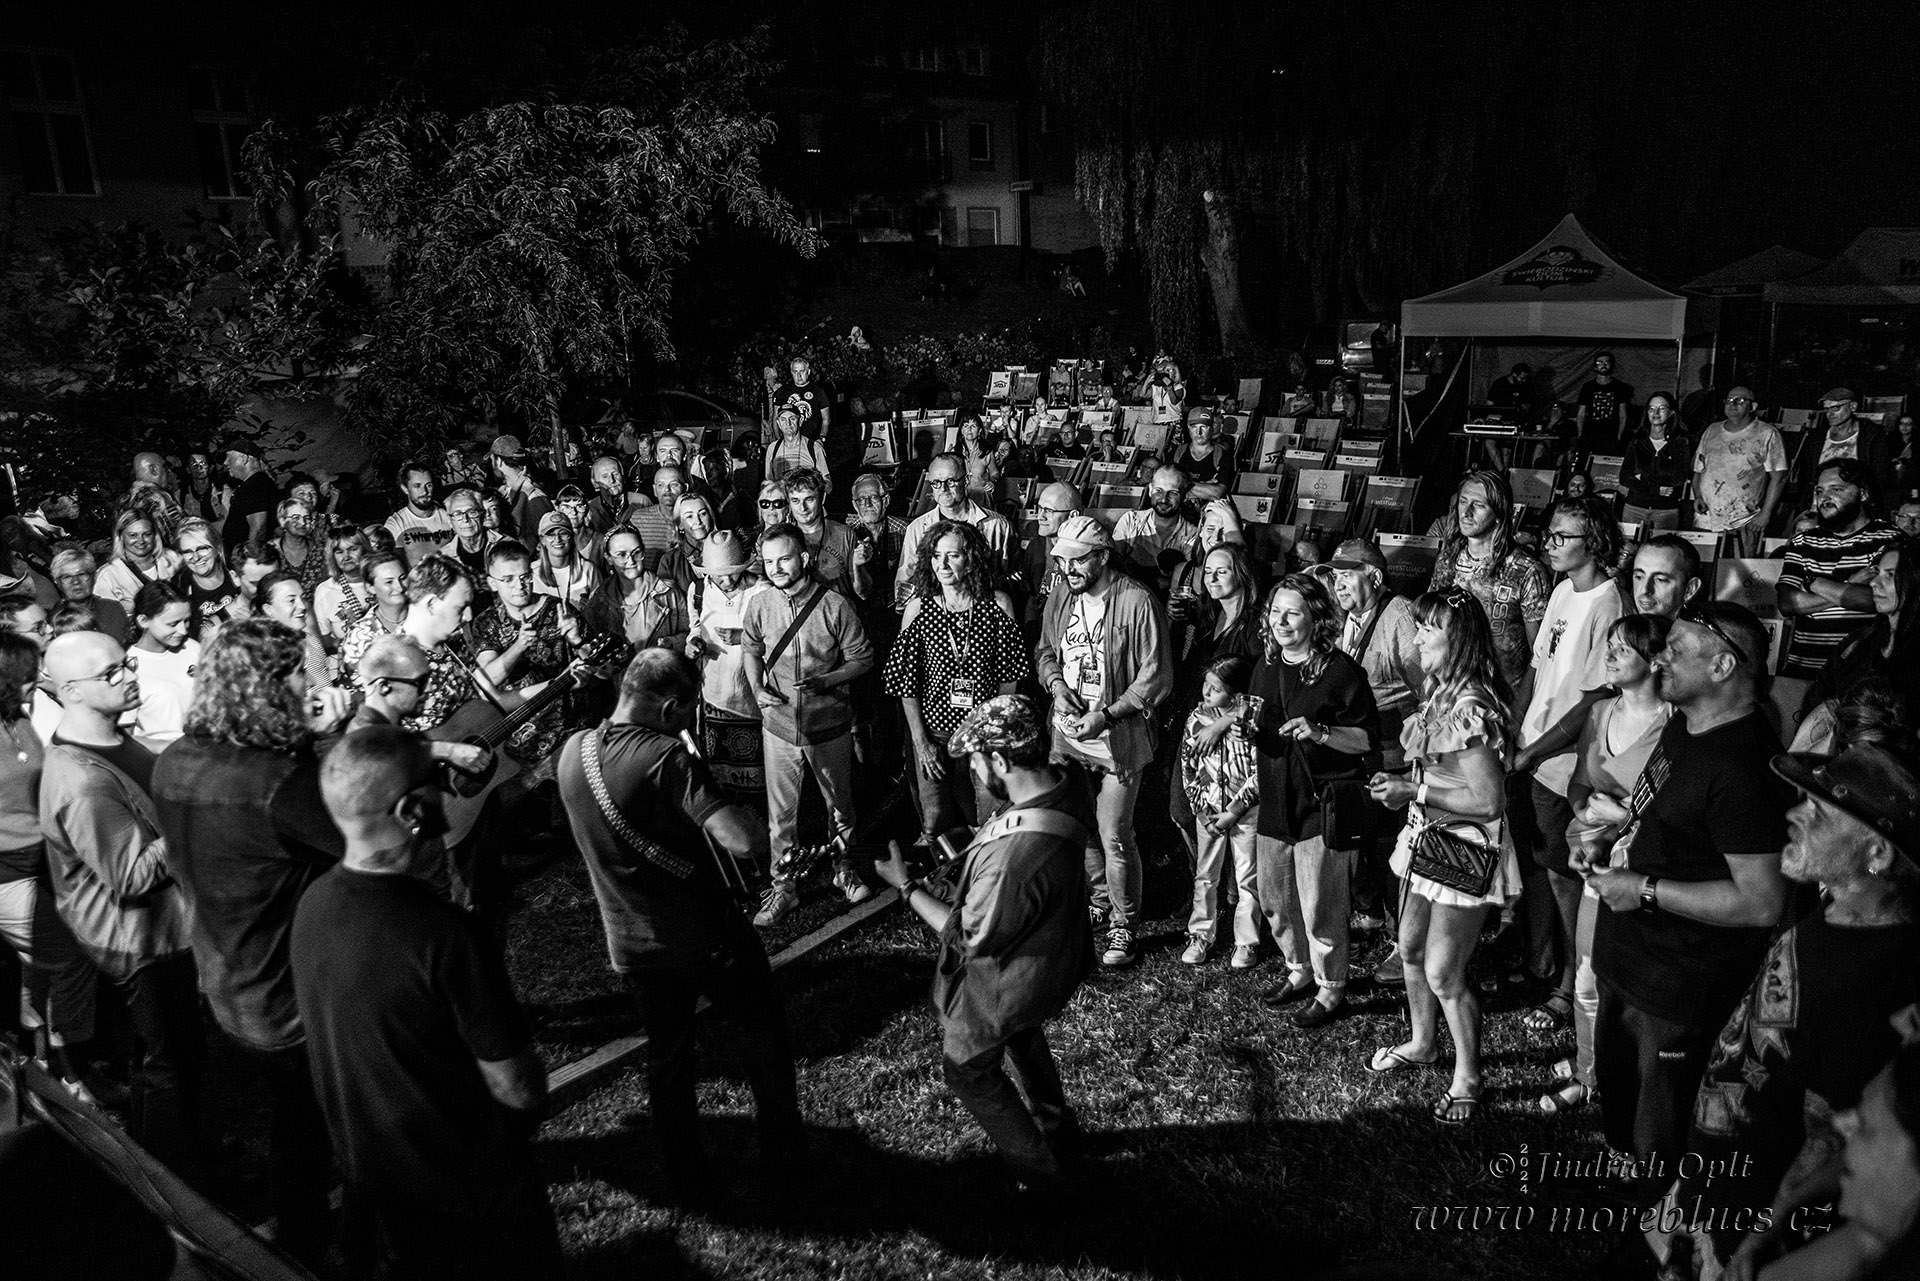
[
  {"left": 248, "top": 26, "right": 817, "bottom": 466},
  {"left": 1042, "top": 1, "right": 1294, "bottom": 363}
]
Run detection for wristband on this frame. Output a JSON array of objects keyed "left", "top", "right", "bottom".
[
  {"left": 1640, "top": 875, "right": 1661, "bottom": 914},
  {"left": 1415, "top": 781, "right": 1430, "bottom": 806}
]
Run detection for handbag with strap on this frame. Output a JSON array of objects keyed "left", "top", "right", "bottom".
[
  {"left": 1402, "top": 695, "right": 1501, "bottom": 897},
  {"left": 765, "top": 581, "right": 829, "bottom": 672}
]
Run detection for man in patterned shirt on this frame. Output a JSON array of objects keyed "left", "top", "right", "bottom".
[
  {"left": 472, "top": 541, "right": 580, "bottom": 768},
  {"left": 1776, "top": 458, "right": 1899, "bottom": 680},
  {"left": 1427, "top": 470, "right": 1551, "bottom": 692},
  {"left": 1692, "top": 388, "right": 1788, "bottom": 556}
]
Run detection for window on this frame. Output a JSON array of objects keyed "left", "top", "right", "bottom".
[
  {"left": 917, "top": 120, "right": 950, "bottom": 183},
  {"left": 967, "top": 121, "right": 994, "bottom": 170},
  {"left": 190, "top": 68, "right": 252, "bottom": 200},
  {"left": 2, "top": 47, "right": 99, "bottom": 196},
  {"left": 959, "top": 46, "right": 989, "bottom": 76},
  {"left": 901, "top": 46, "right": 943, "bottom": 73},
  {"left": 966, "top": 207, "right": 999, "bottom": 248}
]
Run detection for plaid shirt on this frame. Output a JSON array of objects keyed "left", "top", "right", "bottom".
[{"left": 1181, "top": 699, "right": 1260, "bottom": 817}]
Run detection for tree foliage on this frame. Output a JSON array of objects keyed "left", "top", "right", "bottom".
[
  {"left": 0, "top": 213, "right": 342, "bottom": 505},
  {"left": 252, "top": 26, "right": 818, "bottom": 466}
]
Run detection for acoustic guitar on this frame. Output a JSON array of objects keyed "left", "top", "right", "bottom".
[{"left": 429, "top": 632, "right": 621, "bottom": 846}]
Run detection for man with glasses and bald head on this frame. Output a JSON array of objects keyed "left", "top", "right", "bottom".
[
  {"left": 895, "top": 453, "right": 1013, "bottom": 604},
  {"left": 1692, "top": 387, "right": 1788, "bottom": 556},
  {"left": 39, "top": 630, "right": 201, "bottom": 1168}
]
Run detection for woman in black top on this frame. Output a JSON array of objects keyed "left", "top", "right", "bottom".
[
  {"left": 1247, "top": 573, "right": 1378, "bottom": 1028},
  {"left": 1801, "top": 537, "right": 1920, "bottom": 729},
  {"left": 1617, "top": 392, "right": 1692, "bottom": 531}
]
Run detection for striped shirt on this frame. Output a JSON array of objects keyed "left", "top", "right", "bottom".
[
  {"left": 1778, "top": 519, "right": 1899, "bottom": 677},
  {"left": 1181, "top": 699, "right": 1260, "bottom": 817}
]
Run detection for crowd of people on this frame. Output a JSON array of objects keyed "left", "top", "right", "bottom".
[{"left": 0, "top": 369, "right": 1918, "bottom": 1280}]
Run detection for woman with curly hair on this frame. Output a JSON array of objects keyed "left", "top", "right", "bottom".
[
  {"left": 882, "top": 519, "right": 1028, "bottom": 845},
  {"left": 1247, "top": 573, "right": 1379, "bottom": 1028},
  {"left": 1365, "top": 587, "right": 1521, "bottom": 1124},
  {"left": 149, "top": 616, "right": 352, "bottom": 1263}
]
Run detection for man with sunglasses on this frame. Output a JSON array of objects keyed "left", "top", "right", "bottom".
[
  {"left": 1692, "top": 387, "right": 1788, "bottom": 556},
  {"left": 351, "top": 635, "right": 491, "bottom": 776},
  {"left": 1584, "top": 601, "right": 1791, "bottom": 1200},
  {"left": 38, "top": 631, "right": 201, "bottom": 1170}
]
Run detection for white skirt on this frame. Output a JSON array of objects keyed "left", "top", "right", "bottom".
[{"left": 1389, "top": 808, "right": 1523, "bottom": 910}]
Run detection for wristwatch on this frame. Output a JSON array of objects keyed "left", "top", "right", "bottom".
[{"left": 1640, "top": 875, "right": 1661, "bottom": 914}]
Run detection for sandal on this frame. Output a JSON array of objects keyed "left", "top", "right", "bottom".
[
  {"left": 1538, "top": 1082, "right": 1588, "bottom": 1115},
  {"left": 1433, "top": 1091, "right": 1481, "bottom": 1125},
  {"left": 1521, "top": 991, "right": 1574, "bottom": 1033},
  {"left": 1366, "top": 1045, "right": 1441, "bottom": 1075},
  {"left": 1477, "top": 966, "right": 1530, "bottom": 995}
]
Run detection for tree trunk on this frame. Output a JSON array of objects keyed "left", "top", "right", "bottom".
[{"left": 1199, "top": 189, "right": 1258, "bottom": 358}]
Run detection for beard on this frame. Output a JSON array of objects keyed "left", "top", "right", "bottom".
[{"left": 1817, "top": 500, "right": 1864, "bottom": 533}]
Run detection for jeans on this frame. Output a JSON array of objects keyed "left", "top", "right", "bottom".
[
  {"left": 1256, "top": 834, "right": 1349, "bottom": 988},
  {"left": 1620, "top": 503, "right": 1681, "bottom": 531},
  {"left": 764, "top": 730, "right": 857, "bottom": 872},
  {"left": 1188, "top": 808, "right": 1260, "bottom": 946},
  {"left": 906, "top": 732, "right": 990, "bottom": 840},
  {"left": 1571, "top": 890, "right": 1600, "bottom": 1092},
  {"left": 1067, "top": 761, "right": 1142, "bottom": 928},
  {"left": 943, "top": 1024, "right": 1078, "bottom": 1186},
  {"left": 0, "top": 870, "right": 98, "bottom": 1047},
  {"left": 624, "top": 928, "right": 803, "bottom": 1184},
  {"left": 1594, "top": 976, "right": 1715, "bottom": 1186},
  {"left": 120, "top": 952, "right": 204, "bottom": 1171}
]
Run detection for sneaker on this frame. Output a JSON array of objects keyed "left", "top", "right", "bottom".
[
  {"left": 1101, "top": 927, "right": 1138, "bottom": 968},
  {"left": 1180, "top": 936, "right": 1210, "bottom": 966},
  {"left": 1371, "top": 946, "right": 1406, "bottom": 986},
  {"left": 754, "top": 880, "right": 800, "bottom": 927},
  {"left": 834, "top": 866, "right": 874, "bottom": 905},
  {"left": 1229, "top": 944, "right": 1259, "bottom": 970},
  {"left": 1350, "top": 912, "right": 1387, "bottom": 936}
]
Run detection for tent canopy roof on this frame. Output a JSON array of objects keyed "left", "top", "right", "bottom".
[
  {"left": 1684, "top": 245, "right": 1823, "bottom": 297},
  {"left": 1764, "top": 229, "right": 1920, "bottom": 306},
  {"left": 1401, "top": 213, "right": 1686, "bottom": 341}
]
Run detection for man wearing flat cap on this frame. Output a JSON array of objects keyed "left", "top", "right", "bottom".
[
  {"left": 875, "top": 695, "right": 1095, "bottom": 1190},
  {"left": 1654, "top": 743, "right": 1920, "bottom": 1274},
  {"left": 1797, "top": 386, "right": 1897, "bottom": 506}
]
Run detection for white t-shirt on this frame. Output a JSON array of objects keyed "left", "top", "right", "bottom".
[
  {"left": 133, "top": 641, "right": 201, "bottom": 744},
  {"left": 694, "top": 579, "right": 766, "bottom": 718},
  {"left": 313, "top": 576, "right": 374, "bottom": 642},
  {"left": 384, "top": 505, "right": 453, "bottom": 552},
  {"left": 1055, "top": 590, "right": 1113, "bottom": 764},
  {"left": 1521, "top": 577, "right": 1623, "bottom": 797}
]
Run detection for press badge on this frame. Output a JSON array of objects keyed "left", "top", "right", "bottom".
[{"left": 948, "top": 676, "right": 978, "bottom": 710}]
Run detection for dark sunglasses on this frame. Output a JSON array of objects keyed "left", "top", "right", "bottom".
[{"left": 1680, "top": 607, "right": 1749, "bottom": 668}]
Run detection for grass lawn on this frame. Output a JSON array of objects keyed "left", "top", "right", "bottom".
[{"left": 513, "top": 846, "right": 1636, "bottom": 1281}]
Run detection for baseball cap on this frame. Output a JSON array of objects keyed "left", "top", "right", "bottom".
[
  {"left": 1051, "top": 514, "right": 1113, "bottom": 558},
  {"left": 1771, "top": 744, "right": 1920, "bottom": 869},
  {"left": 1329, "top": 538, "right": 1388, "bottom": 575},
  {"left": 536, "top": 511, "right": 570, "bottom": 536},
  {"left": 490, "top": 434, "right": 528, "bottom": 461},
  {"left": 555, "top": 483, "right": 586, "bottom": 502},
  {"left": 217, "top": 435, "right": 261, "bottom": 460},
  {"left": 1820, "top": 387, "right": 1858, "bottom": 406},
  {"left": 946, "top": 694, "right": 1045, "bottom": 759}
]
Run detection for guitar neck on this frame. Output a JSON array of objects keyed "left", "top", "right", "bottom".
[{"left": 474, "top": 669, "right": 580, "bottom": 750}]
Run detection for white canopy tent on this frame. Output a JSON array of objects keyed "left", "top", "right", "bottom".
[{"left": 1398, "top": 214, "right": 1694, "bottom": 443}]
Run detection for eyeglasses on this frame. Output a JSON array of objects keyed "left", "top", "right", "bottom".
[
  {"left": 1037, "top": 505, "right": 1077, "bottom": 516},
  {"left": 54, "top": 572, "right": 94, "bottom": 584},
  {"left": 448, "top": 508, "right": 482, "bottom": 521},
  {"left": 491, "top": 572, "right": 535, "bottom": 587},
  {"left": 374, "top": 674, "right": 427, "bottom": 692},
  {"left": 1543, "top": 531, "right": 1588, "bottom": 548},
  {"left": 73, "top": 655, "right": 139, "bottom": 686},
  {"left": 1679, "top": 607, "right": 1749, "bottom": 668},
  {"left": 609, "top": 549, "right": 644, "bottom": 562},
  {"left": 1724, "top": 396, "right": 1752, "bottom": 404},
  {"left": 928, "top": 479, "right": 964, "bottom": 492}
]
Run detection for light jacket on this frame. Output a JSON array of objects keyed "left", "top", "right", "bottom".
[
  {"left": 1034, "top": 571, "right": 1173, "bottom": 774},
  {"left": 40, "top": 741, "right": 191, "bottom": 979}
]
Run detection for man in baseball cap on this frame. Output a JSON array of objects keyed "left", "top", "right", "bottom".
[
  {"left": 1804, "top": 385, "right": 1897, "bottom": 505},
  {"left": 1652, "top": 741, "right": 1920, "bottom": 1266},
  {"left": 489, "top": 435, "right": 552, "bottom": 545},
  {"left": 874, "top": 692, "right": 1097, "bottom": 1191}
]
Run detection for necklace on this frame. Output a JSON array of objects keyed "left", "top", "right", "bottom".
[{"left": 3, "top": 719, "right": 29, "bottom": 764}]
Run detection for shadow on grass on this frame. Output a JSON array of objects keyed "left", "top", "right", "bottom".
[{"left": 541, "top": 1101, "right": 1598, "bottom": 1281}]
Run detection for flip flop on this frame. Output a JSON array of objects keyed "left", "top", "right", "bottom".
[
  {"left": 1434, "top": 1092, "right": 1481, "bottom": 1125},
  {"left": 1366, "top": 1045, "right": 1440, "bottom": 1075}
]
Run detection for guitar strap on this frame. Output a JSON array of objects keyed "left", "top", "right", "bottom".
[{"left": 580, "top": 727, "right": 698, "bottom": 880}]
